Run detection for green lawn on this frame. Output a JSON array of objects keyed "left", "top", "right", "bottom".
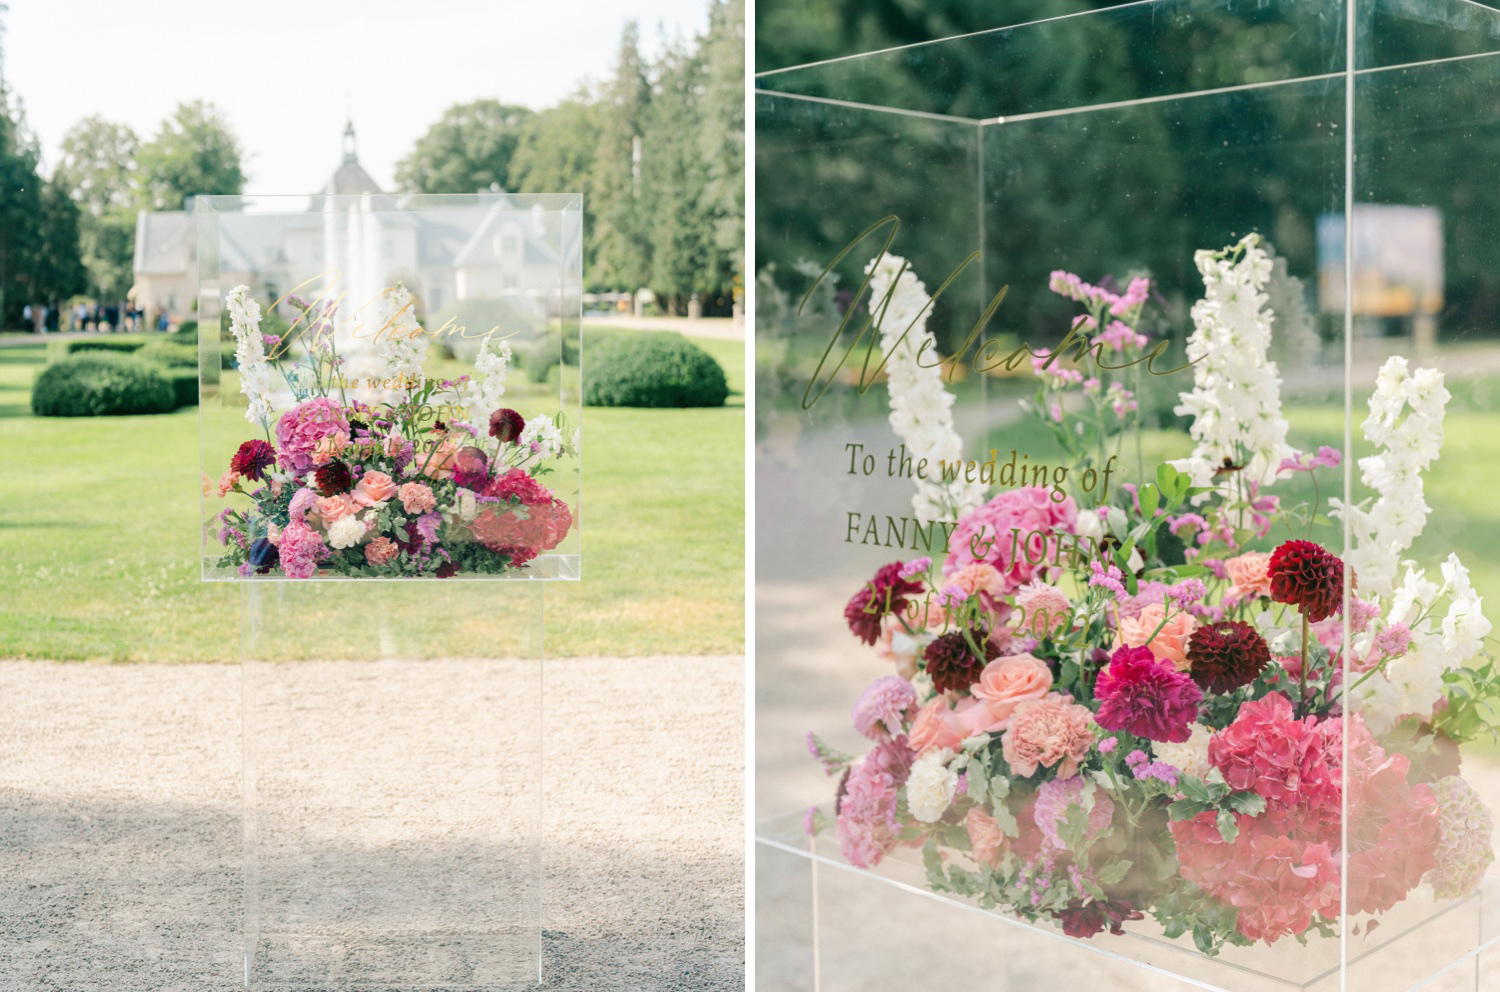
[{"left": 0, "top": 337, "right": 745, "bottom": 662}]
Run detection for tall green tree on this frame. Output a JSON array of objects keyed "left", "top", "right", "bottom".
[
  {"left": 697, "top": 0, "right": 745, "bottom": 304},
  {"left": 510, "top": 94, "right": 602, "bottom": 274},
  {"left": 136, "top": 100, "right": 245, "bottom": 210},
  {"left": 639, "top": 37, "right": 710, "bottom": 313},
  {"left": 56, "top": 116, "right": 139, "bottom": 300},
  {"left": 590, "top": 22, "right": 652, "bottom": 291},
  {"left": 395, "top": 99, "right": 535, "bottom": 194}
]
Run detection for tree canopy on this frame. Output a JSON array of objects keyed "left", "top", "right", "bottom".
[
  {"left": 136, "top": 100, "right": 245, "bottom": 211},
  {"left": 394, "top": 99, "right": 535, "bottom": 195}
]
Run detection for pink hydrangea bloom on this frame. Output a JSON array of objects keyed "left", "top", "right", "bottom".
[
  {"left": 852, "top": 676, "right": 918, "bottom": 741},
  {"left": 836, "top": 751, "right": 902, "bottom": 869},
  {"left": 275, "top": 397, "right": 349, "bottom": 474},
  {"left": 945, "top": 488, "right": 1078, "bottom": 595},
  {"left": 1426, "top": 776, "right": 1496, "bottom": 900},
  {"left": 1001, "top": 693, "right": 1095, "bottom": 778},
  {"left": 1208, "top": 692, "right": 1340, "bottom": 816},
  {"left": 278, "top": 519, "right": 326, "bottom": 579},
  {"left": 1094, "top": 645, "right": 1202, "bottom": 744}
]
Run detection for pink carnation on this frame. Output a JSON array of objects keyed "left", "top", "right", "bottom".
[
  {"left": 944, "top": 487, "right": 1078, "bottom": 595},
  {"left": 1224, "top": 551, "right": 1273, "bottom": 603},
  {"left": 1001, "top": 693, "right": 1095, "bottom": 778},
  {"left": 852, "top": 676, "right": 918, "bottom": 741},
  {"left": 1094, "top": 645, "right": 1202, "bottom": 744},
  {"left": 1116, "top": 602, "right": 1197, "bottom": 670},
  {"left": 1013, "top": 581, "right": 1071, "bottom": 638},
  {"left": 364, "top": 537, "right": 399, "bottom": 567},
  {"left": 398, "top": 482, "right": 437, "bottom": 515},
  {"left": 275, "top": 397, "right": 349, "bottom": 474}
]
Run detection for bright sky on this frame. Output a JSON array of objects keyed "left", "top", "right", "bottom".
[{"left": 6, "top": 0, "right": 712, "bottom": 195}]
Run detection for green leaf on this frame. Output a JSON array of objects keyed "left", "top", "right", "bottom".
[
  {"left": 1226, "top": 791, "right": 1267, "bottom": 816},
  {"left": 1138, "top": 484, "right": 1160, "bottom": 519},
  {"left": 1166, "top": 798, "right": 1215, "bottom": 821},
  {"left": 1216, "top": 809, "right": 1240, "bottom": 842},
  {"left": 1096, "top": 859, "right": 1133, "bottom": 886}
]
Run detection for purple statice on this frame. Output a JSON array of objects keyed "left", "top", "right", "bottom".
[
  {"left": 1131, "top": 760, "right": 1180, "bottom": 786},
  {"left": 1088, "top": 560, "right": 1127, "bottom": 602}
]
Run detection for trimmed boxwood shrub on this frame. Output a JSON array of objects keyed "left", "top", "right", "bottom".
[
  {"left": 31, "top": 353, "right": 175, "bottom": 417},
  {"left": 584, "top": 332, "right": 728, "bottom": 408},
  {"left": 64, "top": 338, "right": 146, "bottom": 355},
  {"left": 136, "top": 337, "right": 198, "bottom": 369},
  {"left": 166, "top": 371, "right": 199, "bottom": 408}
]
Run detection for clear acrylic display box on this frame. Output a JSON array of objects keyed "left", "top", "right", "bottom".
[
  {"left": 196, "top": 193, "right": 580, "bottom": 986},
  {"left": 756, "top": 1, "right": 1500, "bottom": 988}
]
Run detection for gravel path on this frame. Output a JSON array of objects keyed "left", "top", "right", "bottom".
[{"left": 0, "top": 656, "right": 744, "bottom": 991}]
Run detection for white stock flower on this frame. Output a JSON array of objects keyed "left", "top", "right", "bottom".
[
  {"left": 374, "top": 284, "right": 427, "bottom": 382},
  {"left": 865, "top": 254, "right": 985, "bottom": 523},
  {"left": 460, "top": 338, "right": 513, "bottom": 419},
  {"left": 1170, "top": 234, "right": 1297, "bottom": 494},
  {"left": 905, "top": 748, "right": 959, "bottom": 823},
  {"left": 520, "top": 414, "right": 564, "bottom": 458},
  {"left": 225, "top": 285, "right": 275, "bottom": 429}
]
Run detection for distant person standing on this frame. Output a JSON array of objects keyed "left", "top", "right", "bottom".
[
  {"left": 157, "top": 310, "right": 170, "bottom": 332},
  {"left": 74, "top": 302, "right": 88, "bottom": 332}
]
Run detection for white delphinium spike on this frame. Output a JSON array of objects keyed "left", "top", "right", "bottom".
[
  {"left": 1331, "top": 356, "right": 1449, "bottom": 598},
  {"left": 225, "top": 285, "right": 276, "bottom": 429},
  {"left": 865, "top": 254, "right": 985, "bottom": 523},
  {"left": 1170, "top": 233, "right": 1298, "bottom": 492}
]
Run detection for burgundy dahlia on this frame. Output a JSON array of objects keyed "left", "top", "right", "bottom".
[
  {"left": 1058, "top": 897, "right": 1144, "bottom": 939},
  {"left": 1186, "top": 620, "right": 1272, "bottom": 694},
  {"left": 922, "top": 629, "right": 1000, "bottom": 696},
  {"left": 1268, "top": 539, "right": 1345, "bottom": 623},
  {"left": 434, "top": 560, "right": 460, "bottom": 578},
  {"left": 313, "top": 460, "right": 353, "bottom": 496},
  {"left": 230, "top": 439, "right": 277, "bottom": 481},
  {"left": 843, "top": 562, "right": 925, "bottom": 645},
  {"left": 489, "top": 407, "right": 526, "bottom": 443},
  {"left": 1094, "top": 644, "right": 1202, "bottom": 743}
]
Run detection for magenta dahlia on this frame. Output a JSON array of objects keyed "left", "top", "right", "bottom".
[
  {"left": 1268, "top": 540, "right": 1345, "bottom": 623},
  {"left": 1186, "top": 620, "right": 1272, "bottom": 694},
  {"left": 1093, "top": 644, "right": 1202, "bottom": 743},
  {"left": 230, "top": 439, "right": 276, "bottom": 481},
  {"left": 843, "top": 562, "right": 925, "bottom": 645}
]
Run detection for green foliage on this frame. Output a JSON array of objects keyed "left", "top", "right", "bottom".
[
  {"left": 584, "top": 332, "right": 729, "bottom": 408},
  {"left": 0, "top": 93, "right": 87, "bottom": 324},
  {"left": 55, "top": 338, "right": 145, "bottom": 356},
  {"left": 56, "top": 116, "right": 140, "bottom": 299},
  {"left": 31, "top": 353, "right": 175, "bottom": 417},
  {"left": 136, "top": 100, "right": 245, "bottom": 211},
  {"left": 135, "top": 337, "right": 197, "bottom": 369},
  {"left": 394, "top": 99, "right": 535, "bottom": 194}
]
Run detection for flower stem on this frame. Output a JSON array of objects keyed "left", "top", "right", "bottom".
[{"left": 1299, "top": 613, "right": 1310, "bottom": 708}]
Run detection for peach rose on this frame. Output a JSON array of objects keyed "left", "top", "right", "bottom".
[
  {"left": 420, "top": 439, "right": 460, "bottom": 479},
  {"left": 965, "top": 808, "right": 1007, "bottom": 869},
  {"left": 355, "top": 470, "right": 397, "bottom": 504},
  {"left": 953, "top": 696, "right": 1005, "bottom": 737},
  {"left": 1225, "top": 551, "right": 1273, "bottom": 603},
  {"left": 1118, "top": 602, "right": 1197, "bottom": 671},
  {"left": 971, "top": 654, "right": 1054, "bottom": 729},
  {"left": 909, "top": 697, "right": 964, "bottom": 756},
  {"left": 316, "top": 494, "right": 355, "bottom": 524}
]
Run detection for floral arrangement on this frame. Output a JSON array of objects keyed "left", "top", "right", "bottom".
[
  {"left": 808, "top": 235, "right": 1499, "bottom": 953},
  {"left": 207, "top": 284, "right": 577, "bottom": 578}
]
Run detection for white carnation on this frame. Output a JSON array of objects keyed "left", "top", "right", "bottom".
[
  {"left": 1151, "top": 724, "right": 1214, "bottom": 781},
  {"left": 326, "top": 515, "right": 366, "bottom": 550},
  {"left": 905, "top": 748, "right": 959, "bottom": 823}
]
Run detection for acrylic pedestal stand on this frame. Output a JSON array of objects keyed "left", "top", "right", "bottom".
[
  {"left": 240, "top": 582, "right": 543, "bottom": 989},
  {"left": 757, "top": 810, "right": 1500, "bottom": 992}
]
